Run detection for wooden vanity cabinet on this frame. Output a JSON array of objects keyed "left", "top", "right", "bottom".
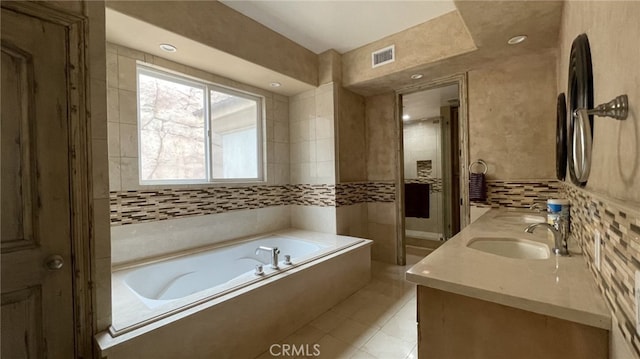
[{"left": 417, "top": 286, "right": 609, "bottom": 359}]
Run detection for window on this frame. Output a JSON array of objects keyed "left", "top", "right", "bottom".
[{"left": 137, "top": 65, "right": 263, "bottom": 184}]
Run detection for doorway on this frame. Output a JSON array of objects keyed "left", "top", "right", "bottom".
[{"left": 396, "top": 75, "right": 469, "bottom": 262}]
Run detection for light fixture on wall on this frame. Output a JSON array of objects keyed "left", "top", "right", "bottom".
[
  {"left": 402, "top": 114, "right": 410, "bottom": 120},
  {"left": 159, "top": 43, "right": 177, "bottom": 52},
  {"left": 410, "top": 74, "right": 423, "bottom": 80},
  {"left": 507, "top": 35, "right": 528, "bottom": 45},
  {"left": 269, "top": 82, "right": 282, "bottom": 88}
]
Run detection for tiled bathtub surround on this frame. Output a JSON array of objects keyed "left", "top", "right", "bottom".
[
  {"left": 111, "top": 182, "right": 396, "bottom": 225},
  {"left": 566, "top": 185, "right": 640, "bottom": 356},
  {"left": 471, "top": 179, "right": 564, "bottom": 208}
]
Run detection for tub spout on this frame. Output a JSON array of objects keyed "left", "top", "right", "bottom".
[{"left": 255, "top": 246, "right": 280, "bottom": 269}]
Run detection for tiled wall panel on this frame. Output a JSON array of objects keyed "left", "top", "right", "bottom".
[
  {"left": 111, "top": 182, "right": 395, "bottom": 225},
  {"left": 471, "top": 179, "right": 564, "bottom": 208},
  {"left": 566, "top": 185, "right": 640, "bottom": 356}
]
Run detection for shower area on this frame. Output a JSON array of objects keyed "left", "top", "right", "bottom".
[{"left": 401, "top": 83, "right": 460, "bottom": 252}]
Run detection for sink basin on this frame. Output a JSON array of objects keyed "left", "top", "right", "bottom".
[
  {"left": 467, "top": 237, "right": 550, "bottom": 260},
  {"left": 494, "top": 213, "right": 545, "bottom": 224}
]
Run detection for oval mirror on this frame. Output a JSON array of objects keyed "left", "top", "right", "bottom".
[
  {"left": 556, "top": 93, "right": 567, "bottom": 180},
  {"left": 566, "top": 34, "right": 594, "bottom": 187}
]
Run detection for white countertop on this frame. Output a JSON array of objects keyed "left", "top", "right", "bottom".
[{"left": 406, "top": 208, "right": 611, "bottom": 330}]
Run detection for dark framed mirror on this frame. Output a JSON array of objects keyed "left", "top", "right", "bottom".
[
  {"left": 556, "top": 93, "right": 567, "bottom": 180},
  {"left": 567, "top": 33, "right": 594, "bottom": 187}
]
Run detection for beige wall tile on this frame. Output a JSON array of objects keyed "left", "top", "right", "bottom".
[
  {"left": 315, "top": 161, "right": 335, "bottom": 184},
  {"left": 107, "top": 88, "right": 119, "bottom": 122},
  {"left": 106, "top": 52, "right": 118, "bottom": 89},
  {"left": 109, "top": 157, "right": 121, "bottom": 192},
  {"left": 107, "top": 122, "right": 120, "bottom": 157},
  {"left": 290, "top": 205, "right": 337, "bottom": 233},
  {"left": 274, "top": 142, "right": 289, "bottom": 165},
  {"left": 368, "top": 202, "right": 397, "bottom": 226},
  {"left": 118, "top": 89, "right": 137, "bottom": 125},
  {"left": 336, "top": 204, "right": 369, "bottom": 239},
  {"left": 267, "top": 163, "right": 289, "bottom": 185},
  {"left": 316, "top": 138, "right": 335, "bottom": 162},
  {"left": 118, "top": 123, "right": 138, "bottom": 158},
  {"left": 117, "top": 55, "right": 137, "bottom": 91},
  {"left": 120, "top": 157, "right": 140, "bottom": 190},
  {"left": 367, "top": 222, "right": 397, "bottom": 263}
]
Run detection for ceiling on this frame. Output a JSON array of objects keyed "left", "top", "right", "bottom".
[
  {"left": 105, "top": 8, "right": 314, "bottom": 96},
  {"left": 220, "top": 1, "right": 458, "bottom": 54},
  {"left": 106, "top": 1, "right": 563, "bottom": 97}
]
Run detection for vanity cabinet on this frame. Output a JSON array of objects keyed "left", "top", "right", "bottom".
[{"left": 417, "top": 286, "right": 608, "bottom": 359}]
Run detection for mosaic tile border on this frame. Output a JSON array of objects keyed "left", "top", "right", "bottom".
[
  {"left": 111, "top": 182, "right": 396, "bottom": 225},
  {"left": 471, "top": 179, "right": 564, "bottom": 208},
  {"left": 111, "top": 184, "right": 335, "bottom": 225},
  {"left": 335, "top": 182, "right": 396, "bottom": 206},
  {"left": 566, "top": 184, "right": 640, "bottom": 356}
]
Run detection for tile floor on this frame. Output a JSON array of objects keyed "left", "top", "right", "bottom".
[{"left": 255, "top": 254, "right": 424, "bottom": 359}]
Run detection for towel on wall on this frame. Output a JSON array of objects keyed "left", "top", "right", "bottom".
[
  {"left": 469, "top": 172, "right": 486, "bottom": 202},
  {"left": 405, "top": 183, "right": 430, "bottom": 218}
]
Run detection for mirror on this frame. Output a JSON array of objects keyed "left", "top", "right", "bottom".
[
  {"left": 572, "top": 108, "right": 592, "bottom": 182},
  {"left": 566, "top": 34, "right": 594, "bottom": 187},
  {"left": 556, "top": 93, "right": 567, "bottom": 180}
]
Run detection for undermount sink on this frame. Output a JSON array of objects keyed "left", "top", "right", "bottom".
[
  {"left": 467, "top": 237, "right": 550, "bottom": 260},
  {"left": 494, "top": 213, "right": 546, "bottom": 224}
]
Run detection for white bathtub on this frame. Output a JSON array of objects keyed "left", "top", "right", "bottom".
[
  {"left": 123, "top": 236, "right": 330, "bottom": 309},
  {"left": 108, "top": 229, "right": 370, "bottom": 338}
]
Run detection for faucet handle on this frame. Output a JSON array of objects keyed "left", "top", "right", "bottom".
[
  {"left": 284, "top": 255, "right": 292, "bottom": 265},
  {"left": 255, "top": 264, "right": 264, "bottom": 276},
  {"left": 529, "top": 203, "right": 547, "bottom": 212}
]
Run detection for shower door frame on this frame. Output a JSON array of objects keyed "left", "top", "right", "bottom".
[{"left": 394, "top": 73, "right": 470, "bottom": 265}]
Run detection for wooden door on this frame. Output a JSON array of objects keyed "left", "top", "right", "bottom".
[{"left": 1, "top": 5, "right": 75, "bottom": 358}]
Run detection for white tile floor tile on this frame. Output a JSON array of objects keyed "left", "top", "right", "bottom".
[
  {"left": 254, "top": 257, "right": 425, "bottom": 359},
  {"left": 329, "top": 318, "right": 379, "bottom": 349},
  {"left": 361, "top": 331, "right": 415, "bottom": 359}
]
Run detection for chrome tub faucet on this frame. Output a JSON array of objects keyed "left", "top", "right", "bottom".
[{"left": 255, "top": 246, "right": 281, "bottom": 269}]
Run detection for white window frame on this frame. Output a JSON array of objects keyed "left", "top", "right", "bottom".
[{"left": 136, "top": 64, "right": 264, "bottom": 185}]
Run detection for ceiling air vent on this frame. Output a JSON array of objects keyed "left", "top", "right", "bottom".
[{"left": 371, "top": 45, "right": 395, "bottom": 68}]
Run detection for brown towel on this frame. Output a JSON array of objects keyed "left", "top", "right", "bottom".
[
  {"left": 405, "top": 183, "right": 430, "bottom": 218},
  {"left": 469, "top": 172, "right": 486, "bottom": 202}
]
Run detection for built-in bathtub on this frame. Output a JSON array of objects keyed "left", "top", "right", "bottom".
[{"left": 97, "top": 229, "right": 371, "bottom": 358}]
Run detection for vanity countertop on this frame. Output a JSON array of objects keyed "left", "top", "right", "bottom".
[{"left": 406, "top": 208, "right": 611, "bottom": 330}]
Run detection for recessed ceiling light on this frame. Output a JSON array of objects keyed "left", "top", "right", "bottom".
[
  {"left": 410, "top": 74, "right": 423, "bottom": 80},
  {"left": 269, "top": 82, "right": 282, "bottom": 88},
  {"left": 507, "top": 35, "right": 528, "bottom": 45},
  {"left": 159, "top": 43, "right": 177, "bottom": 52},
  {"left": 402, "top": 114, "right": 410, "bottom": 120}
]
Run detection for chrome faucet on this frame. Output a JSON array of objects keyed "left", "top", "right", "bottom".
[
  {"left": 529, "top": 203, "right": 547, "bottom": 212},
  {"left": 255, "top": 246, "right": 280, "bottom": 269},
  {"left": 524, "top": 218, "right": 570, "bottom": 256}
]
